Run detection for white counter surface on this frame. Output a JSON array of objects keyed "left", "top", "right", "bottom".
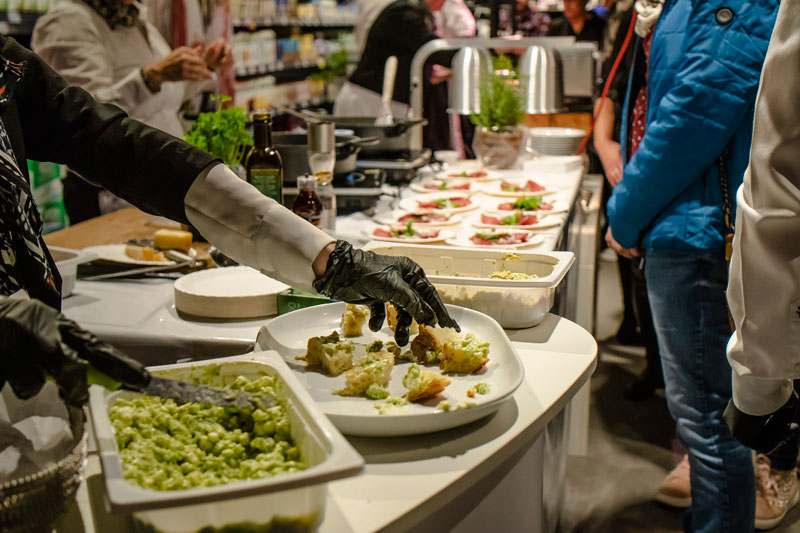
[
  {"left": 62, "top": 158, "right": 585, "bottom": 361},
  {"left": 66, "top": 314, "right": 597, "bottom": 533}
]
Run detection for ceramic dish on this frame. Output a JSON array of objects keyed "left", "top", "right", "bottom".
[
  {"left": 473, "top": 212, "right": 564, "bottom": 231},
  {"left": 373, "top": 210, "right": 464, "bottom": 228},
  {"left": 83, "top": 244, "right": 177, "bottom": 266},
  {"left": 446, "top": 229, "right": 544, "bottom": 250},
  {"left": 436, "top": 168, "right": 499, "bottom": 182},
  {"left": 479, "top": 179, "right": 558, "bottom": 198},
  {"left": 399, "top": 192, "right": 478, "bottom": 214},
  {"left": 489, "top": 196, "right": 570, "bottom": 214},
  {"left": 409, "top": 178, "right": 473, "bottom": 194},
  {"left": 365, "top": 226, "right": 454, "bottom": 244},
  {"left": 256, "top": 303, "right": 525, "bottom": 437}
]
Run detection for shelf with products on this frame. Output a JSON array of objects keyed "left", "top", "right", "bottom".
[
  {"left": 232, "top": 16, "right": 356, "bottom": 30},
  {"left": 235, "top": 60, "right": 321, "bottom": 83}
]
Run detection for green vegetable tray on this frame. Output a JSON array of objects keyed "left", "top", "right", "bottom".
[{"left": 89, "top": 352, "right": 363, "bottom": 533}]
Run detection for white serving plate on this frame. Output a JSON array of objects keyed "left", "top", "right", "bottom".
[
  {"left": 83, "top": 244, "right": 175, "bottom": 266},
  {"left": 362, "top": 244, "right": 575, "bottom": 328},
  {"left": 89, "top": 352, "right": 364, "bottom": 531},
  {"left": 364, "top": 226, "right": 454, "bottom": 244},
  {"left": 256, "top": 303, "right": 525, "bottom": 437},
  {"left": 473, "top": 213, "right": 564, "bottom": 231},
  {"left": 436, "top": 168, "right": 499, "bottom": 183},
  {"left": 399, "top": 192, "right": 479, "bottom": 214},
  {"left": 488, "top": 197, "right": 571, "bottom": 214},
  {"left": 373, "top": 210, "right": 464, "bottom": 228},
  {"left": 446, "top": 229, "right": 544, "bottom": 250},
  {"left": 174, "top": 266, "right": 288, "bottom": 319},
  {"left": 409, "top": 178, "right": 474, "bottom": 194},
  {"left": 478, "top": 179, "right": 559, "bottom": 198}
]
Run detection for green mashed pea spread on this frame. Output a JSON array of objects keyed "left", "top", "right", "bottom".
[{"left": 109, "top": 370, "right": 306, "bottom": 492}]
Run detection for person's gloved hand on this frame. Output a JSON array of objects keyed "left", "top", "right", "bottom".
[
  {"left": 0, "top": 298, "right": 150, "bottom": 406},
  {"left": 313, "top": 241, "right": 460, "bottom": 345},
  {"left": 724, "top": 391, "right": 800, "bottom": 454}
]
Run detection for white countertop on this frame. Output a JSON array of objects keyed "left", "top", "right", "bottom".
[
  {"left": 68, "top": 314, "right": 597, "bottom": 533},
  {"left": 62, "top": 157, "right": 586, "bottom": 361}
]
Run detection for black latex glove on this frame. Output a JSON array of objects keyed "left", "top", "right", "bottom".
[
  {"left": 313, "top": 241, "right": 460, "bottom": 345},
  {"left": 0, "top": 298, "right": 150, "bottom": 406},
  {"left": 724, "top": 389, "right": 800, "bottom": 454}
]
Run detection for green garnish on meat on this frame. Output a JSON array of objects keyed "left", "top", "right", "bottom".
[
  {"left": 501, "top": 212, "right": 520, "bottom": 225},
  {"left": 513, "top": 196, "right": 543, "bottom": 210}
]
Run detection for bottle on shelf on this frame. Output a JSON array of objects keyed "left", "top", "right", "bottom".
[
  {"left": 292, "top": 174, "right": 323, "bottom": 226},
  {"left": 246, "top": 112, "right": 284, "bottom": 205}
]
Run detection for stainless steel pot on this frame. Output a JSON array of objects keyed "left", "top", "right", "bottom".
[
  {"left": 328, "top": 117, "right": 427, "bottom": 154},
  {"left": 273, "top": 133, "right": 377, "bottom": 179}
]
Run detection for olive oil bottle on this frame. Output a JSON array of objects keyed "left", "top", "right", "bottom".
[{"left": 246, "top": 112, "right": 284, "bottom": 204}]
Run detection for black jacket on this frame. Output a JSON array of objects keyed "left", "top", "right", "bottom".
[{"left": 0, "top": 35, "right": 216, "bottom": 308}]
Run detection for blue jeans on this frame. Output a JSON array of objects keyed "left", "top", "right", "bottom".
[{"left": 645, "top": 251, "right": 754, "bottom": 533}]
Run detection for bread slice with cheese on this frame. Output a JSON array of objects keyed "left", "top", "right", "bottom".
[
  {"left": 410, "top": 324, "right": 460, "bottom": 365},
  {"left": 335, "top": 350, "right": 395, "bottom": 397},
  {"left": 386, "top": 303, "right": 419, "bottom": 334},
  {"left": 403, "top": 364, "right": 451, "bottom": 402},
  {"left": 341, "top": 304, "right": 369, "bottom": 337},
  {"left": 305, "top": 331, "right": 355, "bottom": 376}
]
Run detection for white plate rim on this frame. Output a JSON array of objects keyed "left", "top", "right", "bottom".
[
  {"left": 400, "top": 194, "right": 479, "bottom": 214},
  {"left": 373, "top": 211, "right": 465, "bottom": 228},
  {"left": 83, "top": 244, "right": 175, "bottom": 266},
  {"left": 445, "top": 231, "right": 545, "bottom": 250},
  {"left": 364, "top": 227, "right": 455, "bottom": 244}
]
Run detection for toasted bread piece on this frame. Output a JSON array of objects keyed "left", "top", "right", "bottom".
[
  {"left": 410, "top": 324, "right": 460, "bottom": 365},
  {"left": 386, "top": 303, "right": 419, "bottom": 334},
  {"left": 402, "top": 364, "right": 451, "bottom": 402},
  {"left": 335, "top": 350, "right": 395, "bottom": 397},
  {"left": 125, "top": 244, "right": 166, "bottom": 262},
  {"left": 305, "top": 331, "right": 354, "bottom": 376},
  {"left": 341, "top": 304, "right": 369, "bottom": 337},
  {"left": 439, "top": 333, "right": 489, "bottom": 374}
]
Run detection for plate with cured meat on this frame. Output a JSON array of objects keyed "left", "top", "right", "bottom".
[
  {"left": 367, "top": 223, "right": 454, "bottom": 244},
  {"left": 374, "top": 210, "right": 464, "bottom": 228},
  {"left": 491, "top": 195, "right": 569, "bottom": 214},
  {"left": 480, "top": 179, "right": 558, "bottom": 197},
  {"left": 436, "top": 168, "right": 499, "bottom": 182},
  {"left": 410, "top": 178, "right": 474, "bottom": 194},
  {"left": 446, "top": 229, "right": 544, "bottom": 249},
  {"left": 473, "top": 211, "right": 563, "bottom": 230},
  {"left": 400, "top": 192, "right": 478, "bottom": 214}
]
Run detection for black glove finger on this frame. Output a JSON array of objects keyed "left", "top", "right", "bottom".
[
  {"left": 51, "top": 341, "right": 89, "bottom": 407},
  {"left": 408, "top": 272, "right": 460, "bottom": 331},
  {"left": 59, "top": 317, "right": 150, "bottom": 390},
  {"left": 373, "top": 269, "right": 436, "bottom": 325},
  {"left": 368, "top": 301, "right": 386, "bottom": 332},
  {"left": 393, "top": 309, "right": 414, "bottom": 346}
]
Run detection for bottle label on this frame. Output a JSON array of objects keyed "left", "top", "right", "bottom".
[{"left": 250, "top": 169, "right": 283, "bottom": 204}]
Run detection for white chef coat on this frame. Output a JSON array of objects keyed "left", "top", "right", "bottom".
[
  {"left": 32, "top": 0, "right": 206, "bottom": 138},
  {"left": 726, "top": 0, "right": 800, "bottom": 416}
]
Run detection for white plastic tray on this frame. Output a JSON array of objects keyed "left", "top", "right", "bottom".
[
  {"left": 89, "top": 352, "right": 364, "bottom": 531},
  {"left": 256, "top": 303, "right": 525, "bottom": 437},
  {"left": 362, "top": 243, "right": 575, "bottom": 328}
]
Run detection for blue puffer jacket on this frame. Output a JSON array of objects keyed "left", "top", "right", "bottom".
[{"left": 607, "top": 0, "right": 778, "bottom": 251}]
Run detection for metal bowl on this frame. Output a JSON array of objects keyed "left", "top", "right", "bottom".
[{"left": 0, "top": 406, "right": 87, "bottom": 533}]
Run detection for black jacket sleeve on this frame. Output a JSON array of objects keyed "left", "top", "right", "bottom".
[{"left": 3, "top": 36, "right": 217, "bottom": 224}]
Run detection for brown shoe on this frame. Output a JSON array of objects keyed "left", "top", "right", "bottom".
[
  {"left": 755, "top": 454, "right": 800, "bottom": 530},
  {"left": 656, "top": 454, "right": 692, "bottom": 508}
]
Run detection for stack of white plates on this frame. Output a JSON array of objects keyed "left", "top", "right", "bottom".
[{"left": 527, "top": 127, "right": 586, "bottom": 156}]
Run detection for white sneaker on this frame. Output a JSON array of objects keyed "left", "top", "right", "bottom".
[
  {"left": 755, "top": 454, "right": 800, "bottom": 530},
  {"left": 656, "top": 454, "right": 692, "bottom": 508}
]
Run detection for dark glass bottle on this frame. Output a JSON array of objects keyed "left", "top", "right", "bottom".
[
  {"left": 292, "top": 174, "right": 323, "bottom": 226},
  {"left": 246, "top": 112, "right": 284, "bottom": 204}
]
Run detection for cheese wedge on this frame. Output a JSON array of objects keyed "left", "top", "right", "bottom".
[{"left": 153, "top": 229, "right": 193, "bottom": 252}]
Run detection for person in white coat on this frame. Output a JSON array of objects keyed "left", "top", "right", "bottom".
[
  {"left": 725, "top": 1, "right": 800, "bottom": 527},
  {"left": 31, "top": 0, "right": 231, "bottom": 222}
]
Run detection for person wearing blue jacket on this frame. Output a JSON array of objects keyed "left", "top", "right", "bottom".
[{"left": 606, "top": 0, "right": 778, "bottom": 531}]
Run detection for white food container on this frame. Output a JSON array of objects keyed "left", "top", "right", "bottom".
[
  {"left": 49, "top": 246, "right": 96, "bottom": 298},
  {"left": 363, "top": 243, "right": 575, "bottom": 328},
  {"left": 89, "top": 352, "right": 364, "bottom": 533}
]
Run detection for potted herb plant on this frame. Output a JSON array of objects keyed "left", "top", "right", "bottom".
[
  {"left": 469, "top": 56, "right": 525, "bottom": 169},
  {"left": 184, "top": 95, "right": 253, "bottom": 177}
]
